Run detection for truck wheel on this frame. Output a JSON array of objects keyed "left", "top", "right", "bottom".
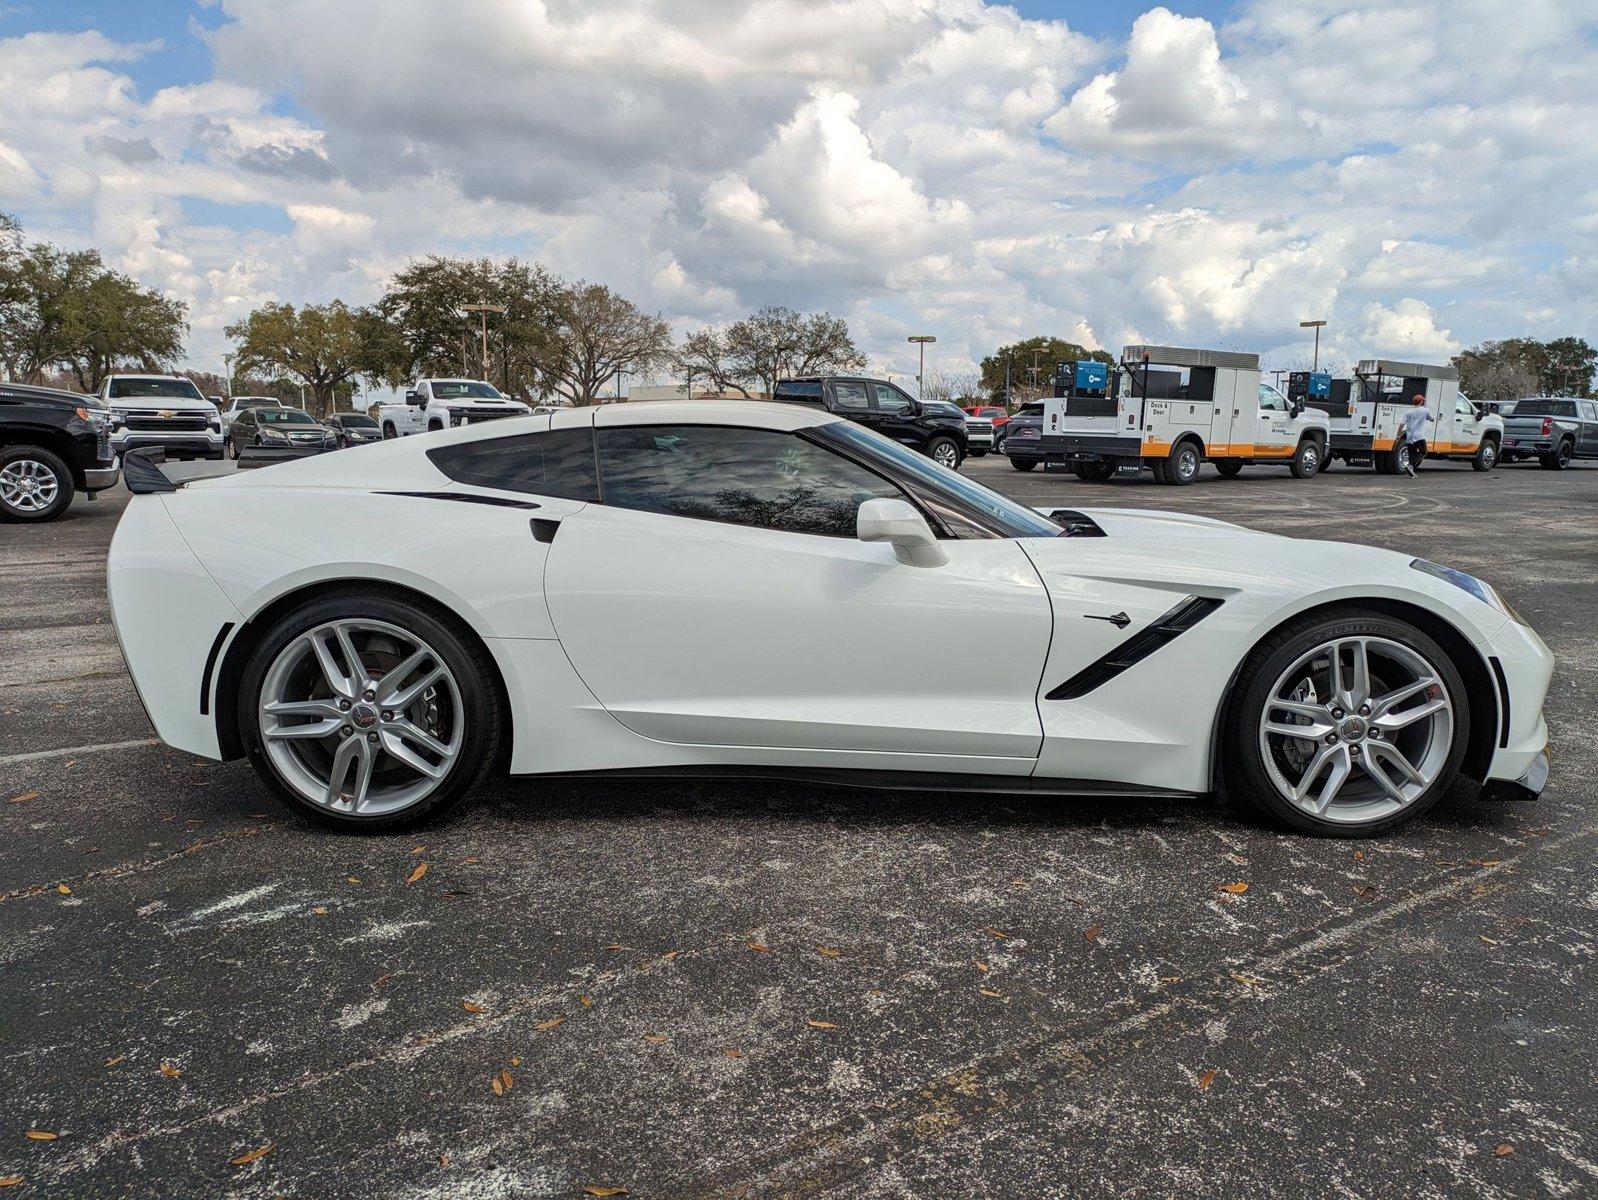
[
  {"left": 1289, "top": 438, "right": 1321, "bottom": 479},
  {"left": 1162, "top": 441, "right": 1201, "bottom": 486},
  {"left": 1318, "top": 453, "right": 1335, "bottom": 473},
  {"left": 229, "top": 440, "right": 241, "bottom": 460},
  {"left": 383, "top": 422, "right": 397, "bottom": 439},
  {"left": 1380, "top": 444, "right": 1408, "bottom": 475},
  {"left": 926, "top": 436, "right": 962, "bottom": 470},
  {"left": 1471, "top": 439, "right": 1499, "bottom": 472},
  {"left": 427, "top": 419, "right": 444, "bottom": 433},
  {"left": 0, "top": 445, "right": 74, "bottom": 523},
  {"left": 1009, "top": 457, "right": 1036, "bottom": 472},
  {"left": 1538, "top": 439, "right": 1574, "bottom": 470},
  {"left": 1214, "top": 460, "right": 1244, "bottom": 478},
  {"left": 1073, "top": 460, "right": 1115, "bottom": 482}
]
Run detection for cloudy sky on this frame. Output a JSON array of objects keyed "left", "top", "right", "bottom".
[{"left": 2, "top": 0, "right": 1595, "bottom": 386}]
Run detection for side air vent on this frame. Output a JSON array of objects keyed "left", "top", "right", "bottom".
[
  {"left": 1046, "top": 596, "right": 1224, "bottom": 701},
  {"left": 1048, "top": 509, "right": 1106, "bottom": 537}
]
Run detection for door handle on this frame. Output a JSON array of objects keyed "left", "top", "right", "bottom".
[{"left": 1084, "top": 611, "right": 1131, "bottom": 629}]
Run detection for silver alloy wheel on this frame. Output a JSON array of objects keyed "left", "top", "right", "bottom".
[
  {"left": 1176, "top": 446, "right": 1199, "bottom": 481},
  {"left": 0, "top": 458, "right": 61, "bottom": 513},
  {"left": 258, "top": 618, "right": 463, "bottom": 817},
  {"left": 1301, "top": 442, "right": 1320, "bottom": 471},
  {"left": 932, "top": 441, "right": 959, "bottom": 468},
  {"left": 1479, "top": 441, "right": 1496, "bottom": 468},
  {"left": 1258, "top": 635, "right": 1454, "bottom": 825}
]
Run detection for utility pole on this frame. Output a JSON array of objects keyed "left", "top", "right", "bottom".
[
  {"left": 1299, "top": 319, "right": 1328, "bottom": 371},
  {"left": 908, "top": 334, "right": 936, "bottom": 398},
  {"left": 462, "top": 302, "right": 508, "bottom": 381},
  {"left": 1004, "top": 352, "right": 1012, "bottom": 407}
]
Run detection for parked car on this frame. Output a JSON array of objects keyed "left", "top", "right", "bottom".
[
  {"left": 964, "top": 404, "right": 1011, "bottom": 437},
  {"left": 220, "top": 395, "right": 285, "bottom": 434},
  {"left": 0, "top": 382, "right": 119, "bottom": 522},
  {"left": 374, "top": 379, "right": 531, "bottom": 438},
  {"left": 98, "top": 374, "right": 224, "bottom": 461},
  {"left": 325, "top": 412, "right": 384, "bottom": 449},
  {"left": 227, "top": 406, "right": 338, "bottom": 460},
  {"left": 925, "top": 401, "right": 993, "bottom": 456},
  {"left": 771, "top": 375, "right": 969, "bottom": 468},
  {"left": 108, "top": 399, "right": 1550, "bottom": 836},
  {"left": 1000, "top": 401, "right": 1046, "bottom": 468},
  {"left": 1500, "top": 397, "right": 1598, "bottom": 469}
]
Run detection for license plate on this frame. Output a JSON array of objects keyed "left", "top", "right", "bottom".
[{"left": 1015, "top": 429, "right": 1039, "bottom": 439}]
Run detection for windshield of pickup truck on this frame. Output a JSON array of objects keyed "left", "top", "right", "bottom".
[
  {"left": 1511, "top": 399, "right": 1578, "bottom": 417},
  {"left": 258, "top": 409, "right": 319, "bottom": 425},
  {"left": 431, "top": 381, "right": 505, "bottom": 400},
  {"left": 108, "top": 378, "right": 206, "bottom": 402}
]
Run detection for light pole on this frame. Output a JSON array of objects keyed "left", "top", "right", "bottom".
[
  {"left": 462, "top": 302, "right": 508, "bottom": 382},
  {"left": 1299, "top": 319, "right": 1328, "bottom": 371},
  {"left": 908, "top": 334, "right": 936, "bottom": 397}
]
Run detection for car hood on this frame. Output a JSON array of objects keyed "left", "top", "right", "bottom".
[{"left": 108, "top": 396, "right": 215, "bottom": 412}]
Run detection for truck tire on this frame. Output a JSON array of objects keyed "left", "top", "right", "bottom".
[
  {"left": 1289, "top": 438, "right": 1322, "bottom": 479},
  {"left": 1073, "top": 460, "right": 1116, "bottom": 482},
  {"left": 1009, "top": 457, "right": 1037, "bottom": 472},
  {"left": 1214, "top": 460, "right": 1244, "bottom": 478},
  {"left": 1379, "top": 444, "right": 1408, "bottom": 475},
  {"left": 0, "top": 444, "right": 74, "bottom": 523},
  {"left": 427, "top": 419, "right": 444, "bottom": 433},
  {"left": 1471, "top": 438, "right": 1499, "bottom": 472},
  {"left": 1161, "top": 441, "right": 1201, "bottom": 486},
  {"left": 926, "top": 436, "right": 962, "bottom": 470},
  {"left": 1538, "top": 439, "right": 1574, "bottom": 470},
  {"left": 382, "top": 422, "right": 397, "bottom": 440}
]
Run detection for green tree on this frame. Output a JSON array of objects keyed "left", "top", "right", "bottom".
[
  {"left": 225, "top": 301, "right": 380, "bottom": 417},
  {"left": 61, "top": 268, "right": 187, "bottom": 393},
  {"left": 1453, "top": 337, "right": 1596, "bottom": 399},
  {"left": 674, "top": 306, "right": 864, "bottom": 398},
  {"left": 978, "top": 336, "right": 1112, "bottom": 403},
  {"left": 541, "top": 282, "right": 672, "bottom": 405}
]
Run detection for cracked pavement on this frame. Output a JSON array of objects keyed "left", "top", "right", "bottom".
[{"left": 1, "top": 456, "right": 1594, "bottom": 1197}]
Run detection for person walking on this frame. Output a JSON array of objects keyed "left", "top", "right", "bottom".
[{"left": 1400, "top": 393, "right": 1430, "bottom": 477}]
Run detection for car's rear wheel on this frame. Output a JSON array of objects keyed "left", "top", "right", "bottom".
[
  {"left": 1009, "top": 457, "right": 1036, "bottom": 471},
  {"left": 0, "top": 446, "right": 73, "bottom": 523},
  {"left": 382, "top": 422, "right": 397, "bottom": 440},
  {"left": 1539, "top": 439, "right": 1573, "bottom": 470},
  {"left": 1161, "top": 441, "right": 1200, "bottom": 486},
  {"left": 239, "top": 592, "right": 500, "bottom": 831},
  {"left": 1073, "top": 460, "right": 1116, "bottom": 482},
  {"left": 1223, "top": 609, "right": 1468, "bottom": 836},
  {"left": 1214, "top": 460, "right": 1244, "bottom": 478}
]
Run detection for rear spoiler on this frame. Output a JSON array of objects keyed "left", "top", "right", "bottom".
[{"left": 123, "top": 447, "right": 177, "bottom": 495}]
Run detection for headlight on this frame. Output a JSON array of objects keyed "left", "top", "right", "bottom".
[
  {"left": 1410, "top": 559, "right": 1526, "bottom": 624},
  {"left": 259, "top": 427, "right": 290, "bottom": 444}
]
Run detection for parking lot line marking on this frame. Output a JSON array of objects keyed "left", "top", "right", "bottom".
[{"left": 0, "top": 738, "right": 157, "bottom": 767}]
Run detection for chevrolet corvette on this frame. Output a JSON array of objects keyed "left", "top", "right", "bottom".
[{"left": 107, "top": 400, "right": 1552, "bottom": 835}]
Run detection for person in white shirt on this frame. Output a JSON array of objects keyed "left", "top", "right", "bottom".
[{"left": 1399, "top": 395, "right": 1430, "bottom": 477}]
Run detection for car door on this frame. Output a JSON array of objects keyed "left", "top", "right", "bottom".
[
  {"left": 1581, "top": 401, "right": 1598, "bottom": 456},
  {"left": 233, "top": 408, "right": 253, "bottom": 449},
  {"left": 825, "top": 379, "right": 879, "bottom": 436},
  {"left": 1450, "top": 396, "right": 1480, "bottom": 453},
  {"left": 1253, "top": 383, "right": 1292, "bottom": 457},
  {"left": 869, "top": 381, "right": 926, "bottom": 448},
  {"left": 542, "top": 419, "right": 1053, "bottom": 766}
]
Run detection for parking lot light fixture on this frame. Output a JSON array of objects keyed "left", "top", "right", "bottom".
[
  {"left": 1299, "top": 319, "right": 1328, "bottom": 371},
  {"left": 462, "top": 302, "right": 509, "bottom": 382},
  {"left": 908, "top": 334, "right": 936, "bottom": 397}
]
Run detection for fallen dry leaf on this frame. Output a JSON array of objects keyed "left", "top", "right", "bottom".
[
  {"left": 24, "top": 1132, "right": 58, "bottom": 1142},
  {"left": 103, "top": 1055, "right": 125, "bottom": 1068},
  {"left": 816, "top": 946, "right": 841, "bottom": 958},
  {"left": 438, "top": 1154, "right": 450, "bottom": 1166},
  {"left": 406, "top": 862, "right": 428, "bottom": 885},
  {"left": 985, "top": 927, "right": 1010, "bottom": 939},
  {"left": 498, "top": 1070, "right": 514, "bottom": 1092},
  {"left": 410, "top": 844, "right": 426, "bottom": 856},
  {"left": 579, "top": 995, "right": 592, "bottom": 1007},
  {"left": 462, "top": 1001, "right": 487, "bottom": 1014},
  {"left": 346, "top": 876, "right": 361, "bottom": 885},
  {"left": 56, "top": 884, "right": 71, "bottom": 896},
  {"left": 979, "top": 987, "right": 1002, "bottom": 998},
  {"left": 748, "top": 942, "right": 772, "bottom": 953},
  {"left": 1495, "top": 1144, "right": 1515, "bottom": 1156},
  {"left": 724, "top": 1049, "right": 744, "bottom": 1059},
  {"left": 584, "top": 1188, "right": 628, "bottom": 1197},
  {"left": 973, "top": 960, "right": 989, "bottom": 973},
  {"left": 373, "top": 972, "right": 393, "bottom": 989},
  {"left": 1083, "top": 924, "right": 1102, "bottom": 941},
  {"left": 534, "top": 1017, "right": 565, "bottom": 1031},
  {"left": 1217, "top": 882, "right": 1249, "bottom": 894},
  {"left": 311, "top": 906, "right": 329, "bottom": 915},
  {"left": 1353, "top": 850, "right": 1365, "bottom": 860},
  {"left": 159, "top": 1062, "right": 182, "bottom": 1078},
  {"left": 509, "top": 1057, "right": 521, "bottom": 1066},
  {"left": 661, "top": 950, "right": 680, "bottom": 961},
  {"left": 806, "top": 1019, "right": 838, "bottom": 1030},
  {"left": 1229, "top": 972, "right": 1264, "bottom": 987},
  {"left": 1198, "top": 1068, "right": 1217, "bottom": 1091},
  {"left": 7, "top": 791, "right": 38, "bottom": 805},
  {"left": 228, "top": 1143, "right": 274, "bottom": 1166},
  {"left": 642, "top": 1034, "right": 667, "bottom": 1044},
  {"left": 0, "top": 1177, "right": 22, "bottom": 1189},
  {"left": 1478, "top": 935, "right": 1499, "bottom": 945},
  {"left": 1225, "top": 853, "right": 1248, "bottom": 865},
  {"left": 490, "top": 1076, "right": 503, "bottom": 1096}
]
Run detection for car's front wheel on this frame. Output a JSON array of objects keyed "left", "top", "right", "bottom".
[
  {"left": 1289, "top": 438, "right": 1321, "bottom": 479},
  {"left": 926, "top": 436, "right": 962, "bottom": 470},
  {"left": 1472, "top": 438, "right": 1499, "bottom": 472},
  {"left": 1223, "top": 609, "right": 1468, "bottom": 836},
  {"left": 0, "top": 445, "right": 74, "bottom": 523},
  {"left": 239, "top": 591, "right": 501, "bottom": 830}
]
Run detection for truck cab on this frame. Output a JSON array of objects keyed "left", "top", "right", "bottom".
[
  {"left": 1038, "top": 346, "right": 1329, "bottom": 485},
  {"left": 375, "top": 379, "right": 531, "bottom": 438},
  {"left": 1323, "top": 359, "right": 1502, "bottom": 474}
]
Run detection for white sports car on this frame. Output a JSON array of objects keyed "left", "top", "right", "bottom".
[{"left": 108, "top": 401, "right": 1552, "bottom": 836}]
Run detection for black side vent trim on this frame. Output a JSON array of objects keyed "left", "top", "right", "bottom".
[
  {"left": 123, "top": 447, "right": 177, "bottom": 495},
  {"left": 199, "top": 622, "right": 234, "bottom": 716},
  {"left": 1048, "top": 509, "right": 1107, "bottom": 537},
  {"left": 530, "top": 518, "right": 560, "bottom": 543},
  {"left": 1046, "top": 596, "right": 1224, "bottom": 701},
  {"left": 1488, "top": 655, "right": 1512, "bottom": 749},
  {"left": 377, "top": 490, "right": 541, "bottom": 510}
]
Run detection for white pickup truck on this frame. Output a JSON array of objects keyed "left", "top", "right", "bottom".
[{"left": 374, "top": 379, "right": 531, "bottom": 438}]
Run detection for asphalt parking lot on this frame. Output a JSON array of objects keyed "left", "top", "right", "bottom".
[{"left": 2, "top": 454, "right": 1595, "bottom": 1198}]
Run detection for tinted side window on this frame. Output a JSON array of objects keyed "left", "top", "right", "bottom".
[
  {"left": 595, "top": 424, "right": 905, "bottom": 537},
  {"left": 427, "top": 429, "right": 599, "bottom": 500},
  {"left": 872, "top": 382, "right": 916, "bottom": 413},
  {"left": 830, "top": 382, "right": 872, "bottom": 412},
  {"left": 773, "top": 380, "right": 823, "bottom": 402}
]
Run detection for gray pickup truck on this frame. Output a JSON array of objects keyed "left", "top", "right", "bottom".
[{"left": 1500, "top": 396, "right": 1598, "bottom": 469}]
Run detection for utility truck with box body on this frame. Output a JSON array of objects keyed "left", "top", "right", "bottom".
[
  {"left": 1319, "top": 359, "right": 1502, "bottom": 474},
  {"left": 375, "top": 379, "right": 531, "bottom": 439},
  {"left": 1037, "top": 346, "right": 1329, "bottom": 485}
]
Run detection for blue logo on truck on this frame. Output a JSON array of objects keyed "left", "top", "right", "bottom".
[{"left": 1074, "top": 361, "right": 1109, "bottom": 393}]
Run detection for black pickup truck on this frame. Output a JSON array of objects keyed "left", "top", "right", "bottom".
[
  {"left": 771, "top": 376, "right": 970, "bottom": 469},
  {"left": 0, "top": 382, "right": 120, "bottom": 522}
]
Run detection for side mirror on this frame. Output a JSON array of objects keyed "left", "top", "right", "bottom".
[
  {"left": 857, "top": 498, "right": 948, "bottom": 568},
  {"left": 405, "top": 390, "right": 423, "bottom": 407},
  {"left": 1290, "top": 400, "right": 1305, "bottom": 417}
]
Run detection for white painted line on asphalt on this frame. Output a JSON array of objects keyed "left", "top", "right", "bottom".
[{"left": 0, "top": 737, "right": 157, "bottom": 766}]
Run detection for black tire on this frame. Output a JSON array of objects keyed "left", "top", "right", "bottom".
[
  {"left": 0, "top": 444, "right": 74, "bottom": 523},
  {"left": 1222, "top": 607, "right": 1469, "bottom": 837},
  {"left": 1538, "top": 439, "right": 1574, "bottom": 470},
  {"left": 968, "top": 449, "right": 987, "bottom": 458},
  {"left": 229, "top": 439, "right": 240, "bottom": 460},
  {"left": 1074, "top": 460, "right": 1115, "bottom": 482},
  {"left": 1009, "top": 457, "right": 1037, "bottom": 471},
  {"left": 1162, "top": 441, "right": 1200, "bottom": 486},
  {"left": 1471, "top": 438, "right": 1499, "bottom": 472},
  {"left": 1289, "top": 437, "right": 1322, "bottom": 479},
  {"left": 1380, "top": 443, "right": 1409, "bottom": 475},
  {"left": 238, "top": 590, "right": 501, "bottom": 832},
  {"left": 1318, "top": 453, "right": 1335, "bottom": 473},
  {"left": 926, "top": 435, "right": 962, "bottom": 471},
  {"left": 1214, "top": 460, "right": 1244, "bottom": 478},
  {"left": 382, "top": 422, "right": 397, "bottom": 440},
  {"left": 427, "top": 419, "right": 444, "bottom": 433}
]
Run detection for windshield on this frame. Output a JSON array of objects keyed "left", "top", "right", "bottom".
[
  {"left": 1511, "top": 399, "right": 1577, "bottom": 417},
  {"left": 338, "top": 414, "right": 379, "bottom": 429},
  {"left": 259, "top": 409, "right": 319, "bottom": 425},
  {"left": 109, "top": 378, "right": 206, "bottom": 402},
  {"left": 812, "top": 420, "right": 1061, "bottom": 539},
  {"left": 431, "top": 381, "right": 505, "bottom": 400},
  {"left": 233, "top": 397, "right": 282, "bottom": 410}
]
